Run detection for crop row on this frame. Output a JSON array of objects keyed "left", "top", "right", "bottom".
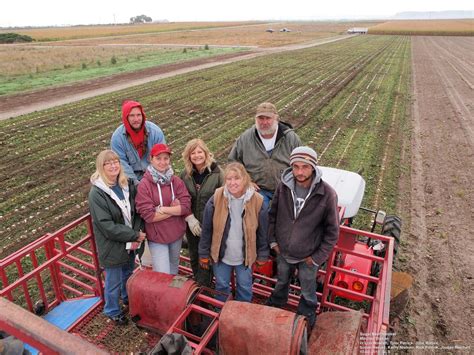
[
  {"left": 0, "top": 35, "right": 410, "bottom": 257},
  {"left": 297, "top": 36, "right": 411, "bottom": 219}
]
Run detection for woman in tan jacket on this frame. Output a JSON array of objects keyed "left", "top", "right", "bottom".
[{"left": 198, "top": 163, "right": 269, "bottom": 302}]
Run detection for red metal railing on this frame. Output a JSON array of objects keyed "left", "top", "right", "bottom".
[
  {"left": 321, "top": 225, "right": 394, "bottom": 354},
  {"left": 0, "top": 214, "right": 103, "bottom": 313},
  {"left": 1, "top": 214, "right": 393, "bottom": 355},
  {"left": 165, "top": 287, "right": 226, "bottom": 354}
]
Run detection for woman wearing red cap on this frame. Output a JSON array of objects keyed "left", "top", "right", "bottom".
[{"left": 136, "top": 144, "right": 191, "bottom": 274}]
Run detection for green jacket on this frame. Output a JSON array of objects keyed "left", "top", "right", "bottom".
[
  {"left": 89, "top": 178, "right": 144, "bottom": 268},
  {"left": 180, "top": 162, "right": 224, "bottom": 223},
  {"left": 228, "top": 122, "right": 302, "bottom": 191}
]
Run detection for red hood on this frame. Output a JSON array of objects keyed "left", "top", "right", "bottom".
[
  {"left": 121, "top": 100, "right": 147, "bottom": 158},
  {"left": 122, "top": 100, "right": 146, "bottom": 128}
]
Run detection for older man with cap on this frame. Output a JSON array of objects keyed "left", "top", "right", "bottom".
[
  {"left": 111, "top": 100, "right": 166, "bottom": 185},
  {"left": 266, "top": 146, "right": 340, "bottom": 329},
  {"left": 228, "top": 102, "right": 301, "bottom": 208}
]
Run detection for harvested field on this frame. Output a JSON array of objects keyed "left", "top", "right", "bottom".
[
  {"left": 1, "top": 22, "right": 260, "bottom": 41},
  {"left": 48, "top": 21, "right": 380, "bottom": 48},
  {"left": 369, "top": 19, "right": 474, "bottom": 36},
  {"left": 395, "top": 36, "right": 473, "bottom": 351}
]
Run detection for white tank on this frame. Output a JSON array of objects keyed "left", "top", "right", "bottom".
[{"left": 319, "top": 166, "right": 365, "bottom": 219}]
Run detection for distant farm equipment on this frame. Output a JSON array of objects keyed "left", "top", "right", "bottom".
[{"left": 347, "top": 27, "right": 368, "bottom": 34}]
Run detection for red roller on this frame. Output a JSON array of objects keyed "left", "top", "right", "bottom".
[
  {"left": 127, "top": 269, "right": 198, "bottom": 333},
  {"left": 219, "top": 301, "right": 307, "bottom": 355}
]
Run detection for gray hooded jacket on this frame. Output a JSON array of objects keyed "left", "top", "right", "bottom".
[{"left": 268, "top": 167, "right": 340, "bottom": 265}]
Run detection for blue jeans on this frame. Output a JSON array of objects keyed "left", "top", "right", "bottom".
[
  {"left": 258, "top": 189, "right": 274, "bottom": 210},
  {"left": 103, "top": 255, "right": 134, "bottom": 317},
  {"left": 267, "top": 255, "right": 319, "bottom": 327},
  {"left": 148, "top": 239, "right": 182, "bottom": 275},
  {"left": 213, "top": 262, "right": 253, "bottom": 302}
]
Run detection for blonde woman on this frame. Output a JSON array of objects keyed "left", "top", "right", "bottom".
[
  {"left": 199, "top": 162, "right": 269, "bottom": 302},
  {"left": 89, "top": 150, "right": 145, "bottom": 325},
  {"left": 180, "top": 139, "right": 224, "bottom": 286}
]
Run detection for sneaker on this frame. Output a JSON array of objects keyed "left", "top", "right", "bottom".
[{"left": 109, "top": 313, "right": 128, "bottom": 325}]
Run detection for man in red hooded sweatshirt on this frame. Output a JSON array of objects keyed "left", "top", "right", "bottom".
[{"left": 111, "top": 100, "right": 166, "bottom": 185}]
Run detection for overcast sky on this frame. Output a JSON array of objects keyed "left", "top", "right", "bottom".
[{"left": 2, "top": 0, "right": 473, "bottom": 27}]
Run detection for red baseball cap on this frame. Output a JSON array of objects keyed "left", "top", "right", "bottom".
[{"left": 151, "top": 143, "right": 172, "bottom": 157}]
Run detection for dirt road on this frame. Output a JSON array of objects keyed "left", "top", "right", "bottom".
[
  {"left": 397, "top": 36, "right": 473, "bottom": 350},
  {"left": 0, "top": 35, "right": 351, "bottom": 120}
]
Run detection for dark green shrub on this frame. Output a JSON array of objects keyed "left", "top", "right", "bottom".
[{"left": 0, "top": 33, "right": 34, "bottom": 44}]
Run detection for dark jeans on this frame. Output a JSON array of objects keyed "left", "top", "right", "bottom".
[
  {"left": 267, "top": 255, "right": 319, "bottom": 327},
  {"left": 187, "top": 232, "right": 212, "bottom": 287},
  {"left": 258, "top": 189, "right": 274, "bottom": 210}
]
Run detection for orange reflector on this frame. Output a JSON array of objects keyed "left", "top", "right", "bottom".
[
  {"left": 352, "top": 281, "right": 364, "bottom": 292},
  {"left": 337, "top": 281, "right": 348, "bottom": 289}
]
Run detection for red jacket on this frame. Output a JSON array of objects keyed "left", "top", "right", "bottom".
[{"left": 136, "top": 171, "right": 191, "bottom": 244}]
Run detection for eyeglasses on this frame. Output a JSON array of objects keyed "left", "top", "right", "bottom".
[{"left": 104, "top": 159, "right": 120, "bottom": 167}]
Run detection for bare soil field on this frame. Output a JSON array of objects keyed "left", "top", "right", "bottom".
[{"left": 396, "top": 36, "right": 473, "bottom": 350}]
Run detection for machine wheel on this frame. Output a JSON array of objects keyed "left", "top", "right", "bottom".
[
  {"left": 381, "top": 215, "right": 402, "bottom": 256},
  {"left": 371, "top": 215, "right": 402, "bottom": 278}
]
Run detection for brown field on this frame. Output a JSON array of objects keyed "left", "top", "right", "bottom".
[
  {"left": 0, "top": 45, "right": 183, "bottom": 76},
  {"left": 0, "top": 21, "right": 380, "bottom": 77},
  {"left": 0, "top": 21, "right": 260, "bottom": 41},
  {"left": 369, "top": 19, "right": 474, "bottom": 36},
  {"left": 0, "top": 21, "right": 378, "bottom": 77},
  {"left": 396, "top": 36, "right": 473, "bottom": 348},
  {"left": 48, "top": 21, "right": 381, "bottom": 48},
  {"left": 3, "top": 21, "right": 381, "bottom": 47}
]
